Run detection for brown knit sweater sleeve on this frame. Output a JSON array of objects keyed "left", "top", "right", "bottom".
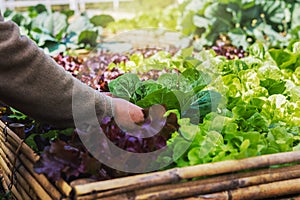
[{"left": 0, "top": 14, "right": 113, "bottom": 128}]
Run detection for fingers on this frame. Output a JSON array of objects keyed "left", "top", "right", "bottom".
[
  {"left": 129, "top": 103, "right": 144, "bottom": 123},
  {"left": 112, "top": 98, "right": 145, "bottom": 131}
]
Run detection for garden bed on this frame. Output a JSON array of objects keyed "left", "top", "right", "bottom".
[{"left": 1, "top": 120, "right": 300, "bottom": 200}]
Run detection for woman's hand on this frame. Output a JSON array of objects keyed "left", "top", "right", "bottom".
[{"left": 112, "top": 98, "right": 144, "bottom": 131}]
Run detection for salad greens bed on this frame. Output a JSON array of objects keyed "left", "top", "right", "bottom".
[{"left": 107, "top": 42, "right": 300, "bottom": 169}]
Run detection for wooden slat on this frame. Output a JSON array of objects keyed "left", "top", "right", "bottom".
[
  {"left": 0, "top": 120, "right": 38, "bottom": 163},
  {"left": 135, "top": 164, "right": 300, "bottom": 195},
  {"left": 135, "top": 167, "right": 300, "bottom": 200},
  {"left": 73, "top": 151, "right": 300, "bottom": 196},
  {"left": 0, "top": 163, "right": 23, "bottom": 200},
  {"left": 55, "top": 179, "right": 73, "bottom": 197},
  {"left": 176, "top": 151, "right": 300, "bottom": 179},
  {"left": 76, "top": 164, "right": 300, "bottom": 199},
  {"left": 0, "top": 121, "right": 73, "bottom": 199},
  {"left": 0, "top": 133, "right": 53, "bottom": 200},
  {"left": 0, "top": 148, "right": 37, "bottom": 198},
  {"left": 0, "top": 127, "right": 66, "bottom": 199},
  {"left": 0, "top": 152, "right": 33, "bottom": 200},
  {"left": 182, "top": 178, "right": 300, "bottom": 200}
]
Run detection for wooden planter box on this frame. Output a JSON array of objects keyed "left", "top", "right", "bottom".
[{"left": 1, "top": 119, "right": 300, "bottom": 200}]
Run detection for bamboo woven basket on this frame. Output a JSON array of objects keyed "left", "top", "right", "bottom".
[{"left": 1, "top": 119, "right": 300, "bottom": 200}]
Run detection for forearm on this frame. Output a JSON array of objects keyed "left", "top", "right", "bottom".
[{"left": 0, "top": 15, "right": 112, "bottom": 128}]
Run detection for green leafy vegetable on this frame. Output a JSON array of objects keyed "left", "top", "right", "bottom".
[
  {"left": 90, "top": 14, "right": 115, "bottom": 27},
  {"left": 108, "top": 73, "right": 141, "bottom": 101}
]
